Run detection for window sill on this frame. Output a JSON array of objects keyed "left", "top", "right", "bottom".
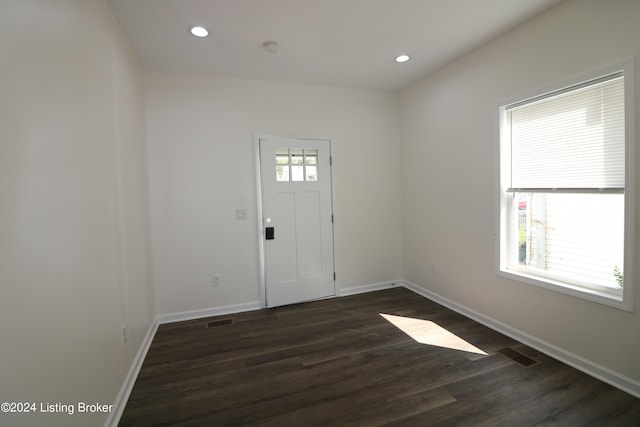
[{"left": 498, "top": 268, "right": 632, "bottom": 312}]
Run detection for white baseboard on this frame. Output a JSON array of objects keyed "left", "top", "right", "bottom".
[
  {"left": 107, "top": 283, "right": 397, "bottom": 424},
  {"left": 107, "top": 279, "right": 640, "bottom": 427},
  {"left": 339, "top": 280, "right": 402, "bottom": 297},
  {"left": 105, "top": 318, "right": 159, "bottom": 427},
  {"left": 401, "top": 280, "right": 640, "bottom": 399},
  {"left": 156, "top": 301, "right": 263, "bottom": 324},
  {"left": 105, "top": 301, "right": 262, "bottom": 426}
]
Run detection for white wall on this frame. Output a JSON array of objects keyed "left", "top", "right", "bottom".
[
  {"left": 145, "top": 72, "right": 403, "bottom": 314},
  {"left": 6, "top": 1, "right": 639, "bottom": 423},
  {"left": 0, "top": 1, "right": 154, "bottom": 426},
  {"left": 401, "top": 0, "right": 640, "bottom": 386}
]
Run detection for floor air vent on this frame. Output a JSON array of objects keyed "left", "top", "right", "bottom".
[
  {"left": 497, "top": 347, "right": 539, "bottom": 368},
  {"left": 206, "top": 318, "right": 235, "bottom": 328}
]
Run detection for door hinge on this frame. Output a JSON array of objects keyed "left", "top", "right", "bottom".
[
  {"left": 330, "top": 156, "right": 333, "bottom": 166},
  {"left": 331, "top": 214, "right": 334, "bottom": 223},
  {"left": 333, "top": 272, "right": 336, "bottom": 281}
]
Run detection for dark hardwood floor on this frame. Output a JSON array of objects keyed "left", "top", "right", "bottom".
[{"left": 119, "top": 287, "right": 640, "bottom": 426}]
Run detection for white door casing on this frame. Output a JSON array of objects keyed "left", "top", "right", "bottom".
[{"left": 258, "top": 136, "right": 335, "bottom": 307}]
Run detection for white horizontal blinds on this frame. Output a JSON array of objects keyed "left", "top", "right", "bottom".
[{"left": 508, "top": 74, "right": 625, "bottom": 190}]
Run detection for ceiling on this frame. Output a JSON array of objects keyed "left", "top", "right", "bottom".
[{"left": 108, "top": 0, "right": 564, "bottom": 91}]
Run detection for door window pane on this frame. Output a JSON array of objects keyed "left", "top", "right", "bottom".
[
  {"left": 305, "top": 149, "right": 318, "bottom": 181},
  {"left": 291, "top": 165, "right": 304, "bottom": 181},
  {"left": 305, "top": 149, "right": 318, "bottom": 165},
  {"left": 274, "top": 147, "right": 321, "bottom": 182},
  {"left": 290, "top": 148, "right": 304, "bottom": 165},
  {"left": 276, "top": 165, "right": 290, "bottom": 181},
  {"left": 276, "top": 148, "right": 290, "bottom": 181},
  {"left": 305, "top": 166, "right": 318, "bottom": 181},
  {"left": 276, "top": 148, "right": 289, "bottom": 165}
]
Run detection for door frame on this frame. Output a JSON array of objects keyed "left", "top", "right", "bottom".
[{"left": 254, "top": 133, "right": 337, "bottom": 307}]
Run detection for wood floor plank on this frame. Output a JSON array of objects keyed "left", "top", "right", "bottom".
[{"left": 119, "top": 288, "right": 639, "bottom": 426}]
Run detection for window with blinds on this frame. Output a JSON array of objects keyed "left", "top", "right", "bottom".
[
  {"left": 499, "top": 63, "right": 634, "bottom": 309},
  {"left": 509, "top": 74, "right": 625, "bottom": 191}
]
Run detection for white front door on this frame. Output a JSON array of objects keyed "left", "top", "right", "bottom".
[{"left": 259, "top": 136, "right": 335, "bottom": 307}]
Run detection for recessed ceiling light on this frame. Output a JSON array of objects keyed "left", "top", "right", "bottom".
[
  {"left": 395, "top": 54, "right": 411, "bottom": 63},
  {"left": 189, "top": 25, "right": 209, "bottom": 38}
]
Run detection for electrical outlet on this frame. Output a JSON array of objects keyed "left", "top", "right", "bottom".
[
  {"left": 212, "top": 275, "right": 221, "bottom": 287},
  {"left": 121, "top": 324, "right": 127, "bottom": 344}
]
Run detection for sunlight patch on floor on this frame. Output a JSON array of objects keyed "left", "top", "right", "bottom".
[{"left": 380, "top": 313, "right": 488, "bottom": 355}]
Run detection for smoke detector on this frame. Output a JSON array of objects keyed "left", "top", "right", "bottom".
[{"left": 262, "top": 41, "right": 279, "bottom": 53}]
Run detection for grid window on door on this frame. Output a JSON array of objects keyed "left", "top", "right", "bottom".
[{"left": 276, "top": 148, "right": 318, "bottom": 182}]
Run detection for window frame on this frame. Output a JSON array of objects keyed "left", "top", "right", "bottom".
[
  {"left": 497, "top": 59, "right": 635, "bottom": 311},
  {"left": 275, "top": 147, "right": 320, "bottom": 182}
]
